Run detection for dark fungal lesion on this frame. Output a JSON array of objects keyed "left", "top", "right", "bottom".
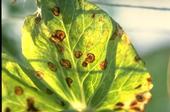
[
  {"left": 91, "top": 13, "right": 96, "bottom": 18},
  {"left": 50, "top": 30, "right": 66, "bottom": 44},
  {"left": 134, "top": 55, "right": 142, "bottom": 62},
  {"left": 26, "top": 97, "right": 39, "bottom": 112},
  {"left": 113, "top": 102, "right": 124, "bottom": 111},
  {"left": 131, "top": 107, "right": 142, "bottom": 112},
  {"left": 35, "top": 71, "right": 44, "bottom": 79},
  {"left": 136, "top": 94, "right": 145, "bottom": 102},
  {"left": 82, "top": 61, "right": 88, "bottom": 67},
  {"left": 47, "top": 62, "right": 57, "bottom": 72},
  {"left": 129, "top": 101, "right": 143, "bottom": 112},
  {"left": 115, "top": 102, "right": 124, "bottom": 107},
  {"left": 65, "top": 77, "right": 73, "bottom": 88},
  {"left": 51, "top": 6, "right": 60, "bottom": 16},
  {"left": 4, "top": 107, "right": 11, "bottom": 112},
  {"left": 134, "top": 84, "right": 142, "bottom": 89},
  {"left": 14, "top": 86, "right": 24, "bottom": 96},
  {"left": 130, "top": 101, "right": 138, "bottom": 107},
  {"left": 35, "top": 14, "right": 41, "bottom": 24},
  {"left": 85, "top": 53, "right": 95, "bottom": 63},
  {"left": 82, "top": 53, "right": 95, "bottom": 67},
  {"left": 99, "top": 60, "right": 107, "bottom": 70},
  {"left": 74, "top": 51, "right": 83, "bottom": 58},
  {"left": 60, "top": 59, "right": 72, "bottom": 68},
  {"left": 147, "top": 77, "right": 152, "bottom": 83}
]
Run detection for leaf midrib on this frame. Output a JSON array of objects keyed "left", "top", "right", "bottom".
[{"left": 60, "top": 0, "right": 86, "bottom": 105}]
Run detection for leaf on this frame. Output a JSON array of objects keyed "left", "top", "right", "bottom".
[
  {"left": 2, "top": 69, "right": 65, "bottom": 112},
  {"left": 2, "top": 0, "right": 153, "bottom": 111}
]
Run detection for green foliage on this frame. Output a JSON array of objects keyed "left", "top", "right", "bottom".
[
  {"left": 2, "top": 0, "right": 153, "bottom": 111},
  {"left": 143, "top": 48, "right": 170, "bottom": 112}
]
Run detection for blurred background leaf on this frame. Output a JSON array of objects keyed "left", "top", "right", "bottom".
[
  {"left": 143, "top": 47, "right": 170, "bottom": 112},
  {"left": 2, "top": 0, "right": 36, "bottom": 18}
]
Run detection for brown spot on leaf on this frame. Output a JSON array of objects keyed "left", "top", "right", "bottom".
[
  {"left": 74, "top": 51, "right": 83, "bottom": 58},
  {"left": 5, "top": 107, "right": 11, "bottom": 112},
  {"left": 100, "top": 60, "right": 107, "bottom": 70},
  {"left": 136, "top": 94, "right": 145, "bottom": 102},
  {"left": 35, "top": 71, "right": 44, "bottom": 79},
  {"left": 85, "top": 53, "right": 95, "bottom": 63},
  {"left": 65, "top": 77, "right": 73, "bottom": 88},
  {"left": 50, "top": 30, "right": 65, "bottom": 44},
  {"left": 91, "top": 13, "right": 96, "bottom": 18},
  {"left": 135, "top": 55, "right": 141, "bottom": 62},
  {"left": 35, "top": 15, "right": 41, "bottom": 24},
  {"left": 131, "top": 107, "right": 141, "bottom": 112},
  {"left": 47, "top": 62, "right": 57, "bottom": 71},
  {"left": 135, "top": 84, "right": 142, "bottom": 89},
  {"left": 116, "top": 102, "right": 124, "bottom": 107},
  {"left": 130, "top": 101, "right": 138, "bottom": 107},
  {"left": 52, "top": 6, "right": 60, "bottom": 16},
  {"left": 82, "top": 61, "right": 88, "bottom": 67},
  {"left": 60, "top": 59, "right": 71, "bottom": 68},
  {"left": 147, "top": 77, "right": 152, "bottom": 83},
  {"left": 14, "top": 86, "right": 24, "bottom": 96},
  {"left": 26, "top": 97, "right": 39, "bottom": 112}
]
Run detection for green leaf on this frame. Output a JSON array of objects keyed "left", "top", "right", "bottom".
[
  {"left": 2, "top": 69, "right": 65, "bottom": 112},
  {"left": 2, "top": 0, "right": 153, "bottom": 111}
]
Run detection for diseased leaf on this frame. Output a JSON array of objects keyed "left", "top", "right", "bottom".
[
  {"left": 2, "top": 0, "right": 153, "bottom": 111},
  {"left": 2, "top": 69, "right": 65, "bottom": 112}
]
